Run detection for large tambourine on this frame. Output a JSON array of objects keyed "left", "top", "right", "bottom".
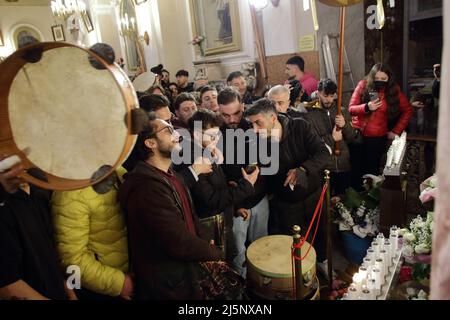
[{"left": 0, "top": 42, "right": 140, "bottom": 190}]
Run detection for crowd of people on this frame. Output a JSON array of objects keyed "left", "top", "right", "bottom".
[{"left": 4, "top": 50, "right": 439, "bottom": 300}]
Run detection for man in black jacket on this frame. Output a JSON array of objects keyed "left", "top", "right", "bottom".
[
  {"left": 175, "top": 109, "right": 259, "bottom": 262},
  {"left": 217, "top": 87, "right": 269, "bottom": 278},
  {"left": 245, "top": 99, "right": 329, "bottom": 265},
  {"left": 0, "top": 157, "right": 70, "bottom": 300},
  {"left": 305, "top": 78, "right": 357, "bottom": 196}
]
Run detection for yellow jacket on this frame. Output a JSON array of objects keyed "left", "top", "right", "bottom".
[{"left": 51, "top": 168, "right": 128, "bottom": 297}]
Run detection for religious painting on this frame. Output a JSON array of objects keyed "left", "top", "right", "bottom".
[
  {"left": 51, "top": 25, "right": 65, "bottom": 42},
  {"left": 189, "top": 0, "right": 242, "bottom": 56}
]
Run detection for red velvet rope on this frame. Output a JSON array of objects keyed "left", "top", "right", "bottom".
[
  {"left": 291, "top": 183, "right": 328, "bottom": 261},
  {"left": 291, "top": 182, "right": 328, "bottom": 299}
]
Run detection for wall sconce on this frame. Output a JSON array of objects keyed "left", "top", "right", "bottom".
[{"left": 120, "top": 13, "right": 137, "bottom": 37}]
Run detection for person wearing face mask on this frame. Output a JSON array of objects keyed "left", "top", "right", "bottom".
[
  {"left": 349, "top": 63, "right": 413, "bottom": 176},
  {"left": 305, "top": 79, "right": 358, "bottom": 196}
]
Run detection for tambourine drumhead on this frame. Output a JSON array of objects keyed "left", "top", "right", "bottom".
[
  {"left": 246, "top": 235, "right": 316, "bottom": 278},
  {"left": 0, "top": 42, "right": 138, "bottom": 190},
  {"left": 318, "top": 0, "right": 363, "bottom": 7}
]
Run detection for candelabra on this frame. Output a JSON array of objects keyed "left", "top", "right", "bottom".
[{"left": 51, "top": 0, "right": 87, "bottom": 21}]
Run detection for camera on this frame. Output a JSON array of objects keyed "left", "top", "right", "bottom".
[{"left": 150, "top": 64, "right": 164, "bottom": 76}]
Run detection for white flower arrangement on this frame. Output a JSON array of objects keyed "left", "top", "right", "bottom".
[
  {"left": 334, "top": 201, "right": 380, "bottom": 238},
  {"left": 399, "top": 212, "right": 434, "bottom": 257},
  {"left": 333, "top": 175, "right": 383, "bottom": 239}
]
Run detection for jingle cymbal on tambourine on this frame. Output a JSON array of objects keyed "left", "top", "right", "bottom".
[
  {"left": 318, "top": 0, "right": 363, "bottom": 7},
  {"left": 0, "top": 42, "right": 140, "bottom": 190}
]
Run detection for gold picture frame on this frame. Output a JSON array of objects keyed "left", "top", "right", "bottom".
[
  {"left": 51, "top": 25, "right": 65, "bottom": 42},
  {"left": 188, "top": 0, "right": 242, "bottom": 56}
]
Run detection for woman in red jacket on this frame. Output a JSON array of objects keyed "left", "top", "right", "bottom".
[{"left": 349, "top": 63, "right": 413, "bottom": 176}]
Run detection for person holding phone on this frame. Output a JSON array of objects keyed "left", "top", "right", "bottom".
[
  {"left": 349, "top": 63, "right": 413, "bottom": 176},
  {"left": 175, "top": 109, "right": 258, "bottom": 263}
]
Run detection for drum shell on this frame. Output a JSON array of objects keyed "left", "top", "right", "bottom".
[
  {"left": 0, "top": 42, "right": 138, "bottom": 190},
  {"left": 246, "top": 235, "right": 317, "bottom": 300}
]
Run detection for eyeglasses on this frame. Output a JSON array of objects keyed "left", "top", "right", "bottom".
[
  {"left": 154, "top": 125, "right": 175, "bottom": 136},
  {"left": 201, "top": 131, "right": 221, "bottom": 141}
]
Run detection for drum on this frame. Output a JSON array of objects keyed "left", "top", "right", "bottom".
[
  {"left": 0, "top": 42, "right": 139, "bottom": 190},
  {"left": 246, "top": 235, "right": 318, "bottom": 300}
]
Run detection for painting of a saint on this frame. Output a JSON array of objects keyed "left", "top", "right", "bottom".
[{"left": 190, "top": 0, "right": 241, "bottom": 55}]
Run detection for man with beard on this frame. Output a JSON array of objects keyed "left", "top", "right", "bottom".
[
  {"left": 119, "top": 115, "right": 223, "bottom": 299},
  {"left": 305, "top": 78, "right": 357, "bottom": 196},
  {"left": 217, "top": 87, "right": 269, "bottom": 278},
  {"left": 245, "top": 99, "right": 331, "bottom": 278}
]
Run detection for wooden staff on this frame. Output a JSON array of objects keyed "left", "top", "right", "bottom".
[
  {"left": 250, "top": 5, "right": 268, "bottom": 80},
  {"left": 325, "top": 170, "right": 333, "bottom": 291},
  {"left": 334, "top": 6, "right": 346, "bottom": 156}
]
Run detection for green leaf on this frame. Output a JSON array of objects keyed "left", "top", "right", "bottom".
[{"left": 412, "top": 263, "right": 431, "bottom": 281}]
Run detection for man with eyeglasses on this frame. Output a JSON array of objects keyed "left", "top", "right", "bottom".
[
  {"left": 268, "top": 85, "right": 306, "bottom": 118},
  {"left": 119, "top": 115, "right": 223, "bottom": 299},
  {"left": 176, "top": 109, "right": 259, "bottom": 263}
]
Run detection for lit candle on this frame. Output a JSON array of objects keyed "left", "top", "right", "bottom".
[
  {"left": 353, "top": 272, "right": 363, "bottom": 292},
  {"left": 372, "top": 268, "right": 382, "bottom": 292},
  {"left": 359, "top": 266, "right": 368, "bottom": 285},
  {"left": 367, "top": 249, "right": 375, "bottom": 260},
  {"left": 363, "top": 257, "right": 373, "bottom": 268},
  {"left": 380, "top": 249, "right": 391, "bottom": 272},
  {"left": 360, "top": 286, "right": 372, "bottom": 300},
  {"left": 372, "top": 242, "right": 380, "bottom": 258},
  {"left": 389, "top": 232, "right": 398, "bottom": 258},
  {"left": 375, "top": 258, "right": 385, "bottom": 283},
  {"left": 390, "top": 225, "right": 399, "bottom": 236},
  {"left": 367, "top": 278, "right": 379, "bottom": 299},
  {"left": 347, "top": 284, "right": 359, "bottom": 300}
]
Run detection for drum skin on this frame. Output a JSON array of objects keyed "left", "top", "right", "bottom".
[
  {"left": 246, "top": 235, "right": 317, "bottom": 300},
  {"left": 0, "top": 42, "right": 139, "bottom": 190}
]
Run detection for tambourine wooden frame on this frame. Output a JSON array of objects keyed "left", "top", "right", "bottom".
[{"left": 0, "top": 42, "right": 138, "bottom": 190}]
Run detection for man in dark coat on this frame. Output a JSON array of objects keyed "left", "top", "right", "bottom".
[
  {"left": 305, "top": 78, "right": 358, "bottom": 196},
  {"left": 119, "top": 116, "right": 222, "bottom": 300},
  {"left": 0, "top": 158, "right": 70, "bottom": 300},
  {"left": 245, "top": 99, "right": 329, "bottom": 265},
  {"left": 175, "top": 109, "right": 259, "bottom": 263}
]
